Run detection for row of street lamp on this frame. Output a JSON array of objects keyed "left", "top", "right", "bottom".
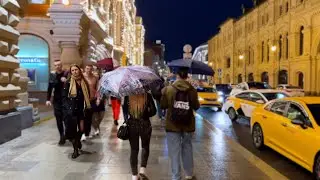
[{"left": 238, "top": 45, "right": 278, "bottom": 81}]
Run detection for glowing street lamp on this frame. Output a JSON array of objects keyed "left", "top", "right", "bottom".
[
  {"left": 62, "top": 0, "right": 70, "bottom": 5},
  {"left": 239, "top": 54, "right": 244, "bottom": 60},
  {"left": 209, "top": 62, "right": 213, "bottom": 66},
  {"left": 271, "top": 45, "right": 277, "bottom": 52}
]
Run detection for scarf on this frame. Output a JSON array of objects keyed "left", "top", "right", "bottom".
[{"left": 69, "top": 75, "right": 91, "bottom": 109}]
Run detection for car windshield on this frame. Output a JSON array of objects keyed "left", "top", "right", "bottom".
[
  {"left": 286, "top": 86, "right": 301, "bottom": 89},
  {"left": 262, "top": 93, "right": 288, "bottom": 101},
  {"left": 215, "top": 84, "right": 232, "bottom": 93},
  {"left": 248, "top": 82, "right": 272, "bottom": 89},
  {"left": 307, "top": 104, "right": 320, "bottom": 126},
  {"left": 197, "top": 87, "right": 216, "bottom": 93}
]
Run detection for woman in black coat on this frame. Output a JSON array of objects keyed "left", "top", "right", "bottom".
[
  {"left": 62, "top": 64, "right": 91, "bottom": 159},
  {"left": 122, "top": 93, "right": 156, "bottom": 180}
]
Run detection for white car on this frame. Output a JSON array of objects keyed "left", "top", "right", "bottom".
[
  {"left": 230, "top": 82, "right": 272, "bottom": 96},
  {"left": 276, "top": 84, "right": 305, "bottom": 97},
  {"left": 222, "top": 89, "right": 290, "bottom": 121}
]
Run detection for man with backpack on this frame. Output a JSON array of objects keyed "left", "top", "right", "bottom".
[{"left": 161, "top": 67, "right": 200, "bottom": 180}]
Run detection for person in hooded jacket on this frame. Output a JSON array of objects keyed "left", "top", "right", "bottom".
[{"left": 161, "top": 67, "right": 200, "bottom": 180}]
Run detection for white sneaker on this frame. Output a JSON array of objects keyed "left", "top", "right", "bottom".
[
  {"left": 185, "top": 176, "right": 193, "bottom": 180},
  {"left": 94, "top": 129, "right": 100, "bottom": 136},
  {"left": 81, "top": 134, "right": 86, "bottom": 141}
]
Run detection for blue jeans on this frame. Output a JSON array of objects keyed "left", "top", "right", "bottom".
[
  {"left": 167, "top": 132, "right": 193, "bottom": 180},
  {"left": 156, "top": 101, "right": 164, "bottom": 119}
]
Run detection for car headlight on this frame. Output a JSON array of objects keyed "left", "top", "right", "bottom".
[
  {"left": 198, "top": 97, "right": 204, "bottom": 101},
  {"left": 218, "top": 97, "right": 224, "bottom": 102},
  {"left": 218, "top": 91, "right": 224, "bottom": 96}
]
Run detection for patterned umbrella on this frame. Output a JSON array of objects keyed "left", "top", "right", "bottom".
[{"left": 99, "top": 66, "right": 162, "bottom": 97}]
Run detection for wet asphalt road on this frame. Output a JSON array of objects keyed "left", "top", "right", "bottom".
[{"left": 197, "top": 107, "right": 313, "bottom": 180}]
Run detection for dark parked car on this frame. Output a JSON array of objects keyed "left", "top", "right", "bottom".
[{"left": 214, "top": 84, "right": 232, "bottom": 102}]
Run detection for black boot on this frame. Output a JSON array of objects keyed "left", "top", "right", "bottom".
[
  {"left": 71, "top": 140, "right": 80, "bottom": 159},
  {"left": 77, "top": 131, "right": 83, "bottom": 150},
  {"left": 58, "top": 136, "right": 66, "bottom": 145},
  {"left": 114, "top": 120, "right": 118, "bottom": 126}
]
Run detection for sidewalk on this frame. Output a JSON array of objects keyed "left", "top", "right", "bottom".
[{"left": 0, "top": 108, "right": 280, "bottom": 180}]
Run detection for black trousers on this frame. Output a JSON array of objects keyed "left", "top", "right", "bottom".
[
  {"left": 54, "top": 103, "right": 64, "bottom": 138},
  {"left": 128, "top": 120, "right": 152, "bottom": 175},
  {"left": 84, "top": 100, "right": 95, "bottom": 136}
]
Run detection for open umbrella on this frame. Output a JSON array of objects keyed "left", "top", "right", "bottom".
[
  {"left": 168, "top": 59, "right": 214, "bottom": 76},
  {"left": 97, "top": 58, "right": 113, "bottom": 70},
  {"left": 99, "top": 66, "right": 162, "bottom": 97}
]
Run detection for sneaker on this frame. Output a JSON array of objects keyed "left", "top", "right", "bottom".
[
  {"left": 185, "top": 176, "right": 193, "bottom": 180},
  {"left": 81, "top": 134, "right": 86, "bottom": 141},
  {"left": 139, "top": 173, "right": 149, "bottom": 180},
  {"left": 94, "top": 129, "right": 100, "bottom": 136},
  {"left": 114, "top": 120, "right": 119, "bottom": 126}
]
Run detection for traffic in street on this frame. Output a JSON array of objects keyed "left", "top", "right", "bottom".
[{"left": 197, "top": 107, "right": 313, "bottom": 180}]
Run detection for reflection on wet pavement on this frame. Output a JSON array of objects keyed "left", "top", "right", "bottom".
[
  {"left": 197, "top": 107, "right": 313, "bottom": 180},
  {"left": 0, "top": 108, "right": 279, "bottom": 180}
]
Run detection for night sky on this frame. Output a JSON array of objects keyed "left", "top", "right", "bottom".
[{"left": 136, "top": 0, "right": 253, "bottom": 61}]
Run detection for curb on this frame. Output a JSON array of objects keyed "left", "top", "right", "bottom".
[
  {"left": 196, "top": 113, "right": 289, "bottom": 180},
  {"left": 33, "top": 116, "right": 54, "bottom": 126}
]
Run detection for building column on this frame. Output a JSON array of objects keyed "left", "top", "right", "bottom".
[
  {"left": 49, "top": 0, "right": 83, "bottom": 69},
  {"left": 60, "top": 42, "right": 82, "bottom": 69}
]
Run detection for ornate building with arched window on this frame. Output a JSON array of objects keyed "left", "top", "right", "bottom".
[
  {"left": 208, "top": 0, "right": 320, "bottom": 95},
  {"left": 16, "top": 0, "right": 145, "bottom": 99}
]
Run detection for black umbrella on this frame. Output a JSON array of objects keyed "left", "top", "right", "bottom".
[{"left": 168, "top": 59, "right": 214, "bottom": 76}]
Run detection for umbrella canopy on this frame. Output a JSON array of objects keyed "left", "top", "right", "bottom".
[
  {"left": 99, "top": 66, "right": 162, "bottom": 97},
  {"left": 97, "top": 58, "right": 113, "bottom": 70},
  {"left": 168, "top": 59, "right": 214, "bottom": 76}
]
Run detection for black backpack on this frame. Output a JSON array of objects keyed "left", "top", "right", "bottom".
[{"left": 171, "top": 87, "right": 193, "bottom": 125}]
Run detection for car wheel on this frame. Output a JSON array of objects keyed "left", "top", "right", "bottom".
[
  {"left": 217, "top": 107, "right": 222, "bottom": 111},
  {"left": 228, "top": 108, "right": 237, "bottom": 121},
  {"left": 252, "top": 123, "right": 265, "bottom": 150},
  {"left": 314, "top": 154, "right": 320, "bottom": 180}
]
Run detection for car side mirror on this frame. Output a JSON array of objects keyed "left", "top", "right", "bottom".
[
  {"left": 256, "top": 100, "right": 265, "bottom": 104},
  {"left": 292, "top": 119, "right": 307, "bottom": 129}
]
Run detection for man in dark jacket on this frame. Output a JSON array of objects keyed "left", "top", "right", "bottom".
[
  {"left": 46, "top": 60, "right": 68, "bottom": 145},
  {"left": 161, "top": 67, "right": 200, "bottom": 180}
]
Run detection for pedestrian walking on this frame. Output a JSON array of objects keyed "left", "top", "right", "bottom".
[
  {"left": 82, "top": 65, "right": 99, "bottom": 141},
  {"left": 62, "top": 64, "right": 91, "bottom": 159},
  {"left": 91, "top": 95, "right": 106, "bottom": 136},
  {"left": 152, "top": 77, "right": 166, "bottom": 121},
  {"left": 110, "top": 96, "right": 121, "bottom": 125},
  {"left": 122, "top": 93, "right": 156, "bottom": 180},
  {"left": 46, "top": 60, "right": 68, "bottom": 145},
  {"left": 92, "top": 76, "right": 107, "bottom": 136},
  {"left": 161, "top": 67, "right": 200, "bottom": 180}
]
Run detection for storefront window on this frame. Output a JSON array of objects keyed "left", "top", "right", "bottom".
[
  {"left": 17, "top": 35, "right": 49, "bottom": 91},
  {"left": 28, "top": 0, "right": 47, "bottom": 4}
]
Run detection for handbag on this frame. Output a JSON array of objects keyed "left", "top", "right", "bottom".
[{"left": 117, "top": 120, "right": 129, "bottom": 140}]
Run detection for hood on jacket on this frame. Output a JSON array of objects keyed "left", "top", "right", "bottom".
[{"left": 172, "top": 79, "right": 193, "bottom": 92}]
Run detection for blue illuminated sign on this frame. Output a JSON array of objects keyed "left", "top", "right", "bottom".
[{"left": 19, "top": 58, "right": 42, "bottom": 63}]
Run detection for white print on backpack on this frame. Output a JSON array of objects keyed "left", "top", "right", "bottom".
[{"left": 173, "top": 101, "right": 190, "bottom": 110}]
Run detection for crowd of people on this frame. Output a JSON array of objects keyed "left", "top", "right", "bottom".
[{"left": 46, "top": 60, "right": 200, "bottom": 180}]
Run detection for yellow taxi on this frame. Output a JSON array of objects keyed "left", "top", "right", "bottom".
[
  {"left": 197, "top": 86, "right": 223, "bottom": 110},
  {"left": 222, "top": 90, "right": 289, "bottom": 121},
  {"left": 251, "top": 97, "right": 320, "bottom": 179}
]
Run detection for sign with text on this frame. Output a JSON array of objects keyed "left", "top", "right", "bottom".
[{"left": 19, "top": 57, "right": 46, "bottom": 63}]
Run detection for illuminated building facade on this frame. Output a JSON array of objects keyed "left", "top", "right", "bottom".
[
  {"left": 17, "top": 0, "right": 145, "bottom": 93},
  {"left": 208, "top": 0, "right": 320, "bottom": 95}
]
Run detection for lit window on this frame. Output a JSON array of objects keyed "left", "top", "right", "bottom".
[{"left": 28, "top": 0, "right": 46, "bottom": 4}]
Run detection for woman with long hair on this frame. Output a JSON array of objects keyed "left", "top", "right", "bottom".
[
  {"left": 62, "top": 64, "right": 91, "bottom": 159},
  {"left": 122, "top": 93, "right": 156, "bottom": 180}
]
